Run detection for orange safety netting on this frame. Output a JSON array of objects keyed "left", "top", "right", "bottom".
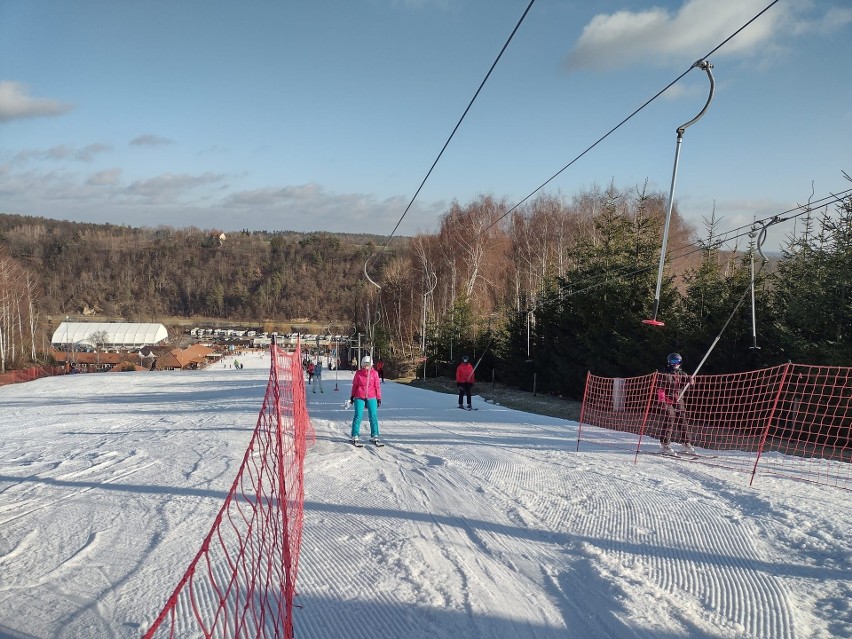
[
  {"left": 579, "top": 363, "right": 850, "bottom": 489},
  {"left": 0, "top": 365, "right": 65, "bottom": 386},
  {"left": 142, "top": 340, "right": 315, "bottom": 638}
]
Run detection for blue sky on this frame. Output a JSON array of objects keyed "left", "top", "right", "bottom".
[{"left": 2, "top": 0, "right": 851, "bottom": 251}]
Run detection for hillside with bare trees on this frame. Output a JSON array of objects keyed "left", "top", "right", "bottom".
[{"left": 2, "top": 179, "right": 849, "bottom": 388}]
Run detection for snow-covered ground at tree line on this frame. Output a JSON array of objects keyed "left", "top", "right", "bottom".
[{"left": 0, "top": 351, "right": 849, "bottom": 639}]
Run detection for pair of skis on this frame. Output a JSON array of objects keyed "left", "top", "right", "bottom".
[
  {"left": 656, "top": 450, "right": 717, "bottom": 461},
  {"left": 458, "top": 405, "right": 477, "bottom": 411},
  {"left": 342, "top": 400, "right": 384, "bottom": 447},
  {"left": 351, "top": 437, "right": 384, "bottom": 448}
]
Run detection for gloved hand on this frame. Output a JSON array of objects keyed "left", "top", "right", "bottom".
[
  {"left": 377, "top": 399, "right": 382, "bottom": 407},
  {"left": 350, "top": 397, "right": 355, "bottom": 403}
]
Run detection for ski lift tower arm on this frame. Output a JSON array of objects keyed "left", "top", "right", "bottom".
[
  {"left": 644, "top": 59, "right": 715, "bottom": 327},
  {"left": 364, "top": 254, "right": 382, "bottom": 292}
]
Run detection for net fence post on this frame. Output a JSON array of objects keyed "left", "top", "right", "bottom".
[
  {"left": 750, "top": 362, "right": 791, "bottom": 486},
  {"left": 577, "top": 371, "right": 591, "bottom": 452},
  {"left": 635, "top": 371, "right": 658, "bottom": 465}
]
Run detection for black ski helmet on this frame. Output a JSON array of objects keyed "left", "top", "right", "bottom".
[
  {"left": 667, "top": 352, "right": 683, "bottom": 367},
  {"left": 462, "top": 355, "right": 470, "bottom": 363}
]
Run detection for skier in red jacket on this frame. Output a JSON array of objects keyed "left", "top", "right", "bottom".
[{"left": 455, "top": 355, "right": 475, "bottom": 410}]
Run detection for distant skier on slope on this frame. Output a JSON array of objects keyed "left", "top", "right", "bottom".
[
  {"left": 312, "top": 360, "right": 324, "bottom": 393},
  {"left": 656, "top": 352, "right": 694, "bottom": 455},
  {"left": 349, "top": 355, "right": 382, "bottom": 445},
  {"left": 456, "top": 355, "right": 475, "bottom": 410}
]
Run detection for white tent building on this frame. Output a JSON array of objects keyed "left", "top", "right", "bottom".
[{"left": 51, "top": 322, "right": 168, "bottom": 351}]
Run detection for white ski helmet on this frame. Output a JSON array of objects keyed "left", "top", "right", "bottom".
[{"left": 361, "top": 355, "right": 372, "bottom": 367}]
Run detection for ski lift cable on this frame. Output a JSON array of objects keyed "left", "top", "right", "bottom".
[
  {"left": 564, "top": 192, "right": 847, "bottom": 298},
  {"left": 360, "top": 0, "right": 537, "bottom": 359},
  {"left": 478, "top": 67, "right": 700, "bottom": 237},
  {"left": 378, "top": 181, "right": 852, "bottom": 295},
  {"left": 363, "top": 0, "right": 783, "bottom": 291},
  {"left": 677, "top": 217, "right": 776, "bottom": 402},
  {"left": 478, "top": 0, "right": 784, "bottom": 239},
  {"left": 557, "top": 188, "right": 852, "bottom": 299},
  {"left": 363, "top": 0, "right": 538, "bottom": 291}
]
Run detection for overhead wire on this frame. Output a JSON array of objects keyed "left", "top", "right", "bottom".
[
  {"left": 479, "top": 0, "right": 785, "bottom": 236},
  {"left": 558, "top": 187, "right": 852, "bottom": 298},
  {"left": 359, "top": 0, "right": 538, "bottom": 351},
  {"left": 361, "top": 0, "right": 786, "bottom": 275},
  {"left": 354, "top": 0, "right": 801, "bottom": 351},
  {"left": 365, "top": 0, "right": 537, "bottom": 271},
  {"left": 592, "top": 189, "right": 850, "bottom": 294}
]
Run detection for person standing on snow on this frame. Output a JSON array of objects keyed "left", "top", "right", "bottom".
[
  {"left": 656, "top": 352, "right": 694, "bottom": 454},
  {"left": 456, "top": 355, "right": 475, "bottom": 410},
  {"left": 350, "top": 355, "right": 382, "bottom": 444},
  {"left": 307, "top": 360, "right": 315, "bottom": 384},
  {"left": 375, "top": 358, "right": 385, "bottom": 383},
  {"left": 312, "top": 360, "right": 324, "bottom": 393}
]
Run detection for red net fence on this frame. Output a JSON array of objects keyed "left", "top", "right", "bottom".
[
  {"left": 142, "top": 340, "right": 315, "bottom": 638},
  {"left": 579, "top": 363, "right": 851, "bottom": 489},
  {"left": 0, "top": 365, "right": 65, "bottom": 386}
]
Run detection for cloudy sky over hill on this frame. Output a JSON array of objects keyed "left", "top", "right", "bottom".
[{"left": 2, "top": 1, "right": 850, "bottom": 250}]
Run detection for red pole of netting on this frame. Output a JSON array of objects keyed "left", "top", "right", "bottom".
[
  {"left": 580, "top": 363, "right": 851, "bottom": 489},
  {"left": 576, "top": 371, "right": 592, "bottom": 452},
  {"left": 142, "top": 340, "right": 315, "bottom": 639}
]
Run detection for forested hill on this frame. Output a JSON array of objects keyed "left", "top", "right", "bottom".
[
  {"left": 0, "top": 213, "right": 398, "bottom": 323},
  {"left": 3, "top": 179, "right": 850, "bottom": 385}
]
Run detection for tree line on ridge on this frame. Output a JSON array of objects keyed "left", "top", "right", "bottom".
[{"left": 0, "top": 177, "right": 849, "bottom": 398}]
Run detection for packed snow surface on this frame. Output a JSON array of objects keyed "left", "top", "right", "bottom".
[{"left": 0, "top": 352, "right": 849, "bottom": 638}]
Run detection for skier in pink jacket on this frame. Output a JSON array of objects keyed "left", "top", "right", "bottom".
[{"left": 350, "top": 355, "right": 382, "bottom": 445}]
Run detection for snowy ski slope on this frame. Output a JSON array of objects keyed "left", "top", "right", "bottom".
[{"left": 0, "top": 352, "right": 849, "bottom": 638}]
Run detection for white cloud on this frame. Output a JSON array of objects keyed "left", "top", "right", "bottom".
[
  {"left": 660, "top": 80, "right": 709, "bottom": 101},
  {"left": 129, "top": 134, "right": 174, "bottom": 147},
  {"left": 223, "top": 184, "right": 324, "bottom": 208},
  {"left": 124, "top": 173, "right": 227, "bottom": 204},
  {"left": 223, "top": 183, "right": 399, "bottom": 224},
  {"left": 788, "top": 6, "right": 852, "bottom": 36},
  {"left": 564, "top": 0, "right": 798, "bottom": 71},
  {"left": 0, "top": 81, "right": 74, "bottom": 122},
  {"left": 220, "top": 183, "right": 438, "bottom": 233},
  {"left": 75, "top": 144, "right": 112, "bottom": 162},
  {"left": 86, "top": 168, "right": 123, "bottom": 187},
  {"left": 13, "top": 143, "right": 111, "bottom": 164},
  {"left": 0, "top": 167, "right": 104, "bottom": 203},
  {"left": 0, "top": 162, "right": 444, "bottom": 235},
  {"left": 198, "top": 145, "right": 229, "bottom": 156}
]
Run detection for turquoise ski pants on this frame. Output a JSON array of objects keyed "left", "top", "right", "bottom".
[{"left": 351, "top": 398, "right": 380, "bottom": 438}]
